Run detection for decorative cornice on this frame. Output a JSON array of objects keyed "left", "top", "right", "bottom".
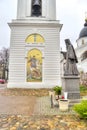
[{"left": 8, "top": 20, "right": 63, "bottom": 31}]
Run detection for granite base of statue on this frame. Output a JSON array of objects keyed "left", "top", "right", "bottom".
[
  {"left": 61, "top": 39, "right": 80, "bottom": 99},
  {"left": 62, "top": 76, "right": 80, "bottom": 99}
]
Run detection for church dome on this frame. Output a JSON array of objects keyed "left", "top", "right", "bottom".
[{"left": 79, "top": 20, "right": 87, "bottom": 39}]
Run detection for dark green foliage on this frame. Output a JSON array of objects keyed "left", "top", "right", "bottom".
[
  {"left": 53, "top": 86, "right": 62, "bottom": 95},
  {"left": 80, "top": 85, "right": 87, "bottom": 92},
  {"left": 73, "top": 100, "right": 87, "bottom": 119},
  {"left": 80, "top": 85, "right": 87, "bottom": 96}
]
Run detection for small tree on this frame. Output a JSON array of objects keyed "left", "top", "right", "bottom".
[
  {"left": 0, "top": 47, "right": 9, "bottom": 80},
  {"left": 53, "top": 86, "right": 62, "bottom": 95}
]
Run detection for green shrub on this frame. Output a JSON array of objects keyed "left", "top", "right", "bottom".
[
  {"left": 53, "top": 86, "right": 62, "bottom": 95},
  {"left": 73, "top": 100, "right": 87, "bottom": 119},
  {"left": 80, "top": 85, "right": 87, "bottom": 91}
]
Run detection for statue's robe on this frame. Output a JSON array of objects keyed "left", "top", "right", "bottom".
[{"left": 64, "top": 44, "right": 79, "bottom": 76}]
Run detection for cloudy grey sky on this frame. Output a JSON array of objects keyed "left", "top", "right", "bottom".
[{"left": 0, "top": 0, "right": 87, "bottom": 50}]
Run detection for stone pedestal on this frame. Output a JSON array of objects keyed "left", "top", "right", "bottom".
[{"left": 62, "top": 76, "right": 80, "bottom": 99}]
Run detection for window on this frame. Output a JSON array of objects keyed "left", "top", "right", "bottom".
[{"left": 82, "top": 39, "right": 84, "bottom": 45}]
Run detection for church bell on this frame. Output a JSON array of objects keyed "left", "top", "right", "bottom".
[
  {"left": 33, "top": 0, "right": 41, "bottom": 7},
  {"left": 32, "top": 0, "right": 41, "bottom": 17}
]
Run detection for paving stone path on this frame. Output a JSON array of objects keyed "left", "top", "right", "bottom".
[
  {"left": 0, "top": 114, "right": 87, "bottom": 130},
  {"left": 0, "top": 87, "right": 87, "bottom": 130},
  {"left": 33, "top": 96, "right": 75, "bottom": 115}
]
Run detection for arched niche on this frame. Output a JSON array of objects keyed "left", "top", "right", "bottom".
[
  {"left": 25, "top": 33, "right": 45, "bottom": 43},
  {"left": 26, "top": 49, "right": 42, "bottom": 82}
]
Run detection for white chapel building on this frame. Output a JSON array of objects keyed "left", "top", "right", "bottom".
[
  {"left": 7, "top": 0, "right": 62, "bottom": 88},
  {"left": 76, "top": 19, "right": 87, "bottom": 73}
]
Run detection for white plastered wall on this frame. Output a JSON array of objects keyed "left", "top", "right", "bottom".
[{"left": 7, "top": 21, "right": 62, "bottom": 88}]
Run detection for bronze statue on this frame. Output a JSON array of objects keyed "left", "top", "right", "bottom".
[
  {"left": 63, "top": 39, "right": 79, "bottom": 76},
  {"left": 32, "top": 0, "right": 41, "bottom": 17}
]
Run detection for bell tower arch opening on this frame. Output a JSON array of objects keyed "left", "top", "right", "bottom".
[{"left": 31, "top": 0, "right": 42, "bottom": 17}]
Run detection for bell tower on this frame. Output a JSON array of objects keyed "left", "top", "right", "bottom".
[
  {"left": 8, "top": 0, "right": 62, "bottom": 88},
  {"left": 17, "top": 0, "right": 56, "bottom": 20}
]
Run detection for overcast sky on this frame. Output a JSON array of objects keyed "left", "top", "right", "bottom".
[{"left": 0, "top": 0, "right": 87, "bottom": 50}]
